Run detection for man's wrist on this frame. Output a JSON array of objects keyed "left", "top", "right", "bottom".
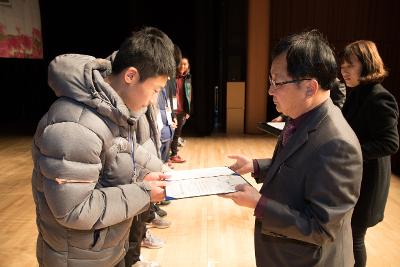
[{"left": 251, "top": 159, "right": 260, "bottom": 178}]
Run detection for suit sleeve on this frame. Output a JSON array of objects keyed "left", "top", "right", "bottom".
[
  {"left": 36, "top": 121, "right": 150, "bottom": 230},
  {"left": 363, "top": 92, "right": 399, "bottom": 160},
  {"left": 254, "top": 158, "right": 272, "bottom": 183},
  {"left": 259, "top": 139, "right": 362, "bottom": 245}
]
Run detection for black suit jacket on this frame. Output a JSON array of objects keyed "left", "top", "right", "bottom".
[
  {"left": 342, "top": 83, "right": 399, "bottom": 227},
  {"left": 254, "top": 99, "right": 362, "bottom": 267}
]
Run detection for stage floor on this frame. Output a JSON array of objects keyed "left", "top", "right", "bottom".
[{"left": 1, "top": 135, "right": 399, "bottom": 267}]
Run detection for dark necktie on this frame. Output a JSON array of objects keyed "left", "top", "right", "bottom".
[{"left": 282, "top": 119, "right": 296, "bottom": 146}]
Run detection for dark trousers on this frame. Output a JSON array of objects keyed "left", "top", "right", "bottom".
[
  {"left": 160, "top": 140, "right": 172, "bottom": 162},
  {"left": 124, "top": 205, "right": 157, "bottom": 266},
  {"left": 352, "top": 225, "right": 367, "bottom": 267},
  {"left": 171, "top": 113, "right": 187, "bottom": 156}
]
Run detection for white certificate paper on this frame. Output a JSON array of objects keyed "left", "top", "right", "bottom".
[
  {"left": 267, "top": 122, "right": 285, "bottom": 130},
  {"left": 165, "top": 167, "right": 249, "bottom": 199}
]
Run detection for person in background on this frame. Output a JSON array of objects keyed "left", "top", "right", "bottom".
[
  {"left": 223, "top": 30, "right": 363, "bottom": 267},
  {"left": 126, "top": 104, "right": 172, "bottom": 267},
  {"left": 157, "top": 44, "right": 181, "bottom": 163},
  {"left": 157, "top": 83, "right": 177, "bottom": 162},
  {"left": 330, "top": 77, "right": 347, "bottom": 109},
  {"left": 340, "top": 40, "right": 399, "bottom": 267},
  {"left": 169, "top": 57, "right": 192, "bottom": 163}
]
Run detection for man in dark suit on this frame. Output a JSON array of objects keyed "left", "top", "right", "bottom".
[{"left": 223, "top": 30, "right": 363, "bottom": 266}]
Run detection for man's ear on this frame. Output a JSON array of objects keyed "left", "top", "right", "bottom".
[
  {"left": 306, "top": 79, "right": 319, "bottom": 97},
  {"left": 124, "top": 67, "right": 139, "bottom": 84}
]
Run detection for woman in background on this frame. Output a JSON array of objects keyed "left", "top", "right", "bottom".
[{"left": 340, "top": 40, "right": 399, "bottom": 267}]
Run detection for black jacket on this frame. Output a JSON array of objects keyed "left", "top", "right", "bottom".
[{"left": 342, "top": 83, "right": 399, "bottom": 227}]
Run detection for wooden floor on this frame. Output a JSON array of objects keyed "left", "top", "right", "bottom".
[{"left": 0, "top": 134, "right": 399, "bottom": 267}]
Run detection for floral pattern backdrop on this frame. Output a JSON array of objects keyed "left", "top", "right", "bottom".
[{"left": 0, "top": 0, "right": 43, "bottom": 59}]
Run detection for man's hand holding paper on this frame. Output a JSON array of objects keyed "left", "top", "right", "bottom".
[{"left": 220, "top": 184, "right": 261, "bottom": 209}]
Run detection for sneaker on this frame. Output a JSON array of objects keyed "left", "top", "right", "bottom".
[
  {"left": 178, "top": 137, "right": 186, "bottom": 146},
  {"left": 154, "top": 204, "right": 167, "bottom": 217},
  {"left": 141, "top": 230, "right": 165, "bottom": 249},
  {"left": 132, "top": 260, "right": 161, "bottom": 267},
  {"left": 148, "top": 213, "right": 171, "bottom": 229},
  {"left": 170, "top": 155, "right": 186, "bottom": 163}
]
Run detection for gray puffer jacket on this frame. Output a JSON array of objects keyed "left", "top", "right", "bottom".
[{"left": 32, "top": 54, "right": 160, "bottom": 267}]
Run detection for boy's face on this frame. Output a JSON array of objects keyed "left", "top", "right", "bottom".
[{"left": 122, "top": 75, "right": 168, "bottom": 112}]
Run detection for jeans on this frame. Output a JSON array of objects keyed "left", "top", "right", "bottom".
[{"left": 160, "top": 140, "right": 172, "bottom": 162}]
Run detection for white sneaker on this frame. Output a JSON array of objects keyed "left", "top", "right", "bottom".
[
  {"left": 147, "top": 213, "right": 171, "bottom": 229},
  {"left": 178, "top": 137, "right": 186, "bottom": 147},
  {"left": 141, "top": 229, "right": 165, "bottom": 249}
]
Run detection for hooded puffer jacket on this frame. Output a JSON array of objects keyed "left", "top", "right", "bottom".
[{"left": 32, "top": 54, "right": 160, "bottom": 267}]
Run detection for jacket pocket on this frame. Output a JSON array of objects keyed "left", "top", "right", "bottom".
[{"left": 68, "top": 227, "right": 108, "bottom": 251}]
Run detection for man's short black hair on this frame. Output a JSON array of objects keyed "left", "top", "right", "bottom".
[
  {"left": 112, "top": 27, "right": 175, "bottom": 81},
  {"left": 272, "top": 29, "right": 337, "bottom": 90}
]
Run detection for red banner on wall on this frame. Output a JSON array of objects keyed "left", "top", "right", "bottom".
[{"left": 0, "top": 0, "right": 43, "bottom": 59}]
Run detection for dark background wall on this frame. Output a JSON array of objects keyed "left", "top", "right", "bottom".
[
  {"left": 0, "top": 0, "right": 399, "bottom": 173},
  {"left": 0, "top": 0, "right": 247, "bottom": 136}
]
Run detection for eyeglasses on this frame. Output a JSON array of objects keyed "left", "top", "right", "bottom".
[{"left": 268, "top": 76, "right": 312, "bottom": 92}]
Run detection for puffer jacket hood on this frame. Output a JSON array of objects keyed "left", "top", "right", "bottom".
[{"left": 48, "top": 54, "right": 141, "bottom": 128}]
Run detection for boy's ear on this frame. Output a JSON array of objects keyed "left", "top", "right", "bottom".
[{"left": 125, "top": 67, "right": 139, "bottom": 83}]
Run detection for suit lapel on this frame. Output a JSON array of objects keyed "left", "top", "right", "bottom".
[
  {"left": 262, "top": 127, "right": 309, "bottom": 186},
  {"left": 261, "top": 100, "right": 331, "bottom": 188}
]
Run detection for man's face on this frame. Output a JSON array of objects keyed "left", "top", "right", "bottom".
[
  {"left": 268, "top": 53, "right": 309, "bottom": 119},
  {"left": 122, "top": 75, "right": 168, "bottom": 112}
]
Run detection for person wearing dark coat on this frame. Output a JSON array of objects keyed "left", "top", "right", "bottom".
[
  {"left": 330, "top": 78, "right": 346, "bottom": 109},
  {"left": 340, "top": 40, "right": 399, "bottom": 267}
]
